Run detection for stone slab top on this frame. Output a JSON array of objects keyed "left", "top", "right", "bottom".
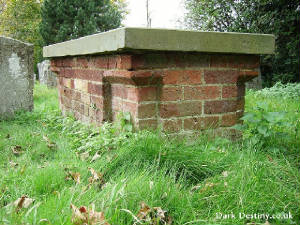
[{"left": 43, "top": 27, "right": 275, "bottom": 58}]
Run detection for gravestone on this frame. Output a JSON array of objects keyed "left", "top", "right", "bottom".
[
  {"left": 0, "top": 36, "right": 34, "bottom": 119},
  {"left": 44, "top": 27, "right": 274, "bottom": 137},
  {"left": 246, "top": 70, "right": 263, "bottom": 90},
  {"left": 38, "top": 60, "right": 57, "bottom": 88}
]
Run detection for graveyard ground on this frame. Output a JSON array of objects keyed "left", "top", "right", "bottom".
[{"left": 0, "top": 83, "right": 299, "bottom": 225}]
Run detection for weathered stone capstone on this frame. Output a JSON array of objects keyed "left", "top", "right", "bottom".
[
  {"left": 43, "top": 27, "right": 275, "bottom": 136},
  {"left": 0, "top": 36, "right": 34, "bottom": 119}
]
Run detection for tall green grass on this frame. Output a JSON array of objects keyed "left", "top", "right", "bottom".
[{"left": 0, "top": 83, "right": 299, "bottom": 225}]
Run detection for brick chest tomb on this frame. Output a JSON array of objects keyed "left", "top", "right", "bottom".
[{"left": 43, "top": 28, "right": 274, "bottom": 135}]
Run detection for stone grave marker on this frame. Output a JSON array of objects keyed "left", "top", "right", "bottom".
[{"left": 0, "top": 36, "right": 34, "bottom": 119}]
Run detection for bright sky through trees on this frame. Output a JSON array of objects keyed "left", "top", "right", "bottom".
[{"left": 123, "top": 0, "right": 185, "bottom": 28}]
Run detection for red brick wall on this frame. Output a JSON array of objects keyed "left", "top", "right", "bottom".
[{"left": 50, "top": 52, "right": 259, "bottom": 135}]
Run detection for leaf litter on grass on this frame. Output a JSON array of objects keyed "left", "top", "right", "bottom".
[
  {"left": 65, "top": 170, "right": 81, "bottom": 184},
  {"left": 42, "top": 135, "right": 57, "bottom": 149},
  {"left": 70, "top": 203, "right": 110, "bottom": 225},
  {"left": 5, "top": 195, "right": 35, "bottom": 213},
  {"left": 122, "top": 201, "right": 173, "bottom": 225},
  {"left": 88, "top": 167, "right": 105, "bottom": 189},
  {"left": 11, "top": 145, "right": 24, "bottom": 156}
]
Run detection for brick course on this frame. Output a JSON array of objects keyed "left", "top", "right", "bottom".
[{"left": 50, "top": 52, "right": 259, "bottom": 135}]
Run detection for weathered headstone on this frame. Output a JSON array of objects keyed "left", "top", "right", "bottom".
[
  {"left": 38, "top": 60, "right": 57, "bottom": 88},
  {"left": 246, "top": 70, "right": 263, "bottom": 90},
  {"left": 0, "top": 36, "right": 34, "bottom": 119}
]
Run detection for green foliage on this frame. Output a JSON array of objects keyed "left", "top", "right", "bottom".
[
  {"left": 233, "top": 103, "right": 292, "bottom": 150},
  {"left": 0, "top": 0, "right": 43, "bottom": 73},
  {"left": 117, "top": 111, "right": 133, "bottom": 133},
  {"left": 238, "top": 83, "right": 300, "bottom": 151},
  {"left": 40, "top": 0, "right": 125, "bottom": 45},
  {"left": 249, "top": 82, "right": 300, "bottom": 99},
  {"left": 184, "top": 0, "right": 300, "bottom": 85}
]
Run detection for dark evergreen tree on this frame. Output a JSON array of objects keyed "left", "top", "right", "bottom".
[{"left": 40, "top": 0, "right": 124, "bottom": 45}]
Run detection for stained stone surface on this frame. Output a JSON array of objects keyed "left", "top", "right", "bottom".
[
  {"left": 0, "top": 36, "right": 34, "bottom": 118},
  {"left": 43, "top": 27, "right": 275, "bottom": 58}
]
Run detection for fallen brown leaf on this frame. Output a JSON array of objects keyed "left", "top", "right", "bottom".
[
  {"left": 88, "top": 168, "right": 103, "bottom": 183},
  {"left": 153, "top": 207, "right": 165, "bottom": 219},
  {"left": 70, "top": 172, "right": 81, "bottom": 184},
  {"left": 70, "top": 203, "right": 110, "bottom": 225},
  {"left": 70, "top": 204, "right": 86, "bottom": 224},
  {"left": 12, "top": 195, "right": 35, "bottom": 212},
  {"left": 11, "top": 146, "right": 23, "bottom": 156},
  {"left": 136, "top": 202, "right": 172, "bottom": 224},
  {"left": 137, "top": 202, "right": 151, "bottom": 220},
  {"left": 9, "top": 161, "right": 18, "bottom": 168},
  {"left": 190, "top": 184, "right": 202, "bottom": 192},
  {"left": 43, "top": 135, "right": 56, "bottom": 149},
  {"left": 88, "top": 168, "right": 106, "bottom": 190},
  {"left": 90, "top": 151, "right": 101, "bottom": 162},
  {"left": 153, "top": 207, "right": 172, "bottom": 224},
  {"left": 65, "top": 171, "right": 81, "bottom": 184}
]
